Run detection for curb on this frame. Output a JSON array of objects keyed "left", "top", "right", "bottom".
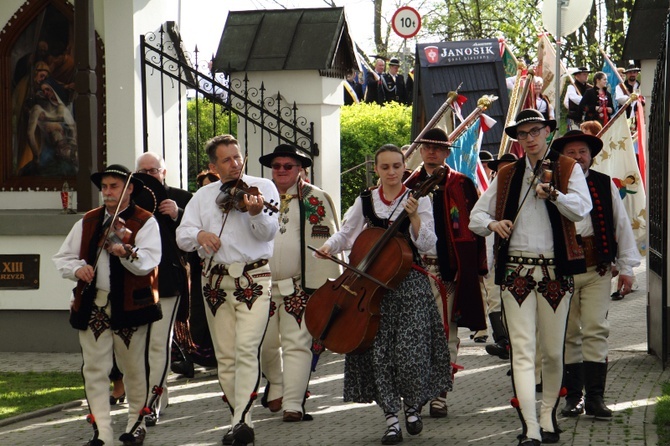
[{"left": 0, "top": 400, "right": 84, "bottom": 428}]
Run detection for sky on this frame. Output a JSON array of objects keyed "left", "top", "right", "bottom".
[{"left": 177, "top": 0, "right": 381, "bottom": 65}]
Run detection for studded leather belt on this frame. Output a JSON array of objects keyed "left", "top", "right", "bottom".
[
  {"left": 581, "top": 236, "right": 599, "bottom": 268},
  {"left": 507, "top": 255, "right": 555, "bottom": 266},
  {"left": 209, "top": 258, "right": 269, "bottom": 276},
  {"left": 421, "top": 255, "right": 440, "bottom": 266}
]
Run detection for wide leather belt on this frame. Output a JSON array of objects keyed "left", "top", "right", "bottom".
[
  {"left": 507, "top": 255, "right": 555, "bottom": 266},
  {"left": 210, "top": 258, "right": 269, "bottom": 276},
  {"left": 581, "top": 236, "right": 599, "bottom": 268},
  {"left": 421, "top": 255, "right": 439, "bottom": 266}
]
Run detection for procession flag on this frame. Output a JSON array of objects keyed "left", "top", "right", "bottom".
[
  {"left": 635, "top": 102, "right": 647, "bottom": 187},
  {"left": 601, "top": 58, "right": 620, "bottom": 113},
  {"left": 592, "top": 113, "right": 647, "bottom": 255},
  {"left": 447, "top": 119, "right": 481, "bottom": 185},
  {"left": 536, "top": 32, "right": 568, "bottom": 110},
  {"left": 499, "top": 38, "right": 519, "bottom": 78}
]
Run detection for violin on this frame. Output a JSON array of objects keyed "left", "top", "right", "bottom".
[
  {"left": 216, "top": 179, "right": 278, "bottom": 214},
  {"left": 99, "top": 217, "right": 138, "bottom": 260}
]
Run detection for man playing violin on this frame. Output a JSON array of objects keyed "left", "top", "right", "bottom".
[
  {"left": 257, "top": 144, "right": 342, "bottom": 422},
  {"left": 469, "top": 109, "right": 592, "bottom": 446},
  {"left": 176, "top": 134, "right": 279, "bottom": 446},
  {"left": 404, "top": 127, "right": 488, "bottom": 419},
  {"left": 53, "top": 164, "right": 162, "bottom": 446}
]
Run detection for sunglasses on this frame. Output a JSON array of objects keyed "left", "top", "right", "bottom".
[{"left": 271, "top": 163, "right": 300, "bottom": 171}]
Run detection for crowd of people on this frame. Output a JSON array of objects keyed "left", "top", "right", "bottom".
[{"left": 53, "top": 99, "right": 640, "bottom": 446}]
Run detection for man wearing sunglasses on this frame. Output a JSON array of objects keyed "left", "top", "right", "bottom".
[
  {"left": 257, "top": 144, "right": 342, "bottom": 423},
  {"left": 469, "top": 109, "right": 592, "bottom": 446}
]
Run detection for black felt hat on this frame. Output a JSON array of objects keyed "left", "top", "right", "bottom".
[
  {"left": 574, "top": 66, "right": 591, "bottom": 74},
  {"left": 414, "top": 128, "right": 452, "bottom": 147},
  {"left": 90, "top": 164, "right": 144, "bottom": 198},
  {"left": 623, "top": 64, "right": 640, "bottom": 73},
  {"left": 552, "top": 130, "right": 603, "bottom": 158},
  {"left": 488, "top": 153, "right": 518, "bottom": 172},
  {"left": 259, "top": 144, "right": 312, "bottom": 168},
  {"left": 389, "top": 57, "right": 401, "bottom": 66},
  {"left": 504, "top": 109, "right": 557, "bottom": 140},
  {"left": 479, "top": 151, "right": 495, "bottom": 163},
  {"left": 133, "top": 172, "right": 169, "bottom": 214}
]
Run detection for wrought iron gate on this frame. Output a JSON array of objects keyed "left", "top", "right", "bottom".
[{"left": 139, "top": 23, "right": 316, "bottom": 187}]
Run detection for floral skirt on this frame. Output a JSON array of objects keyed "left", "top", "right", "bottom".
[{"left": 343, "top": 269, "right": 452, "bottom": 413}]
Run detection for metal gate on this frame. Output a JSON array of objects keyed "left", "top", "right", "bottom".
[
  {"left": 647, "top": 10, "right": 670, "bottom": 365},
  {"left": 139, "top": 23, "right": 316, "bottom": 187}
]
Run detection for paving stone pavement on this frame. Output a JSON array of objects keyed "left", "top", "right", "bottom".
[{"left": 0, "top": 260, "right": 666, "bottom": 445}]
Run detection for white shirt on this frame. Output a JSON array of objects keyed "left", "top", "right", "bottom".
[
  {"left": 469, "top": 157, "right": 592, "bottom": 255},
  {"left": 53, "top": 207, "right": 162, "bottom": 292},
  {"left": 615, "top": 81, "right": 640, "bottom": 106},
  {"left": 176, "top": 174, "right": 280, "bottom": 264},
  {"left": 575, "top": 176, "right": 641, "bottom": 276},
  {"left": 564, "top": 83, "right": 583, "bottom": 109},
  {"left": 323, "top": 188, "right": 436, "bottom": 256}
]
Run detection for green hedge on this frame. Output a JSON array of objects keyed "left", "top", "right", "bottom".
[{"left": 339, "top": 102, "right": 412, "bottom": 213}]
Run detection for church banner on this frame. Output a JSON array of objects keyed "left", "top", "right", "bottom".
[{"left": 418, "top": 39, "right": 501, "bottom": 67}]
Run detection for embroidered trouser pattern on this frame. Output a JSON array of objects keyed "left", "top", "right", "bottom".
[
  {"left": 204, "top": 264, "right": 271, "bottom": 427},
  {"left": 501, "top": 261, "right": 573, "bottom": 441},
  {"left": 261, "top": 278, "right": 312, "bottom": 414},
  {"left": 564, "top": 266, "right": 612, "bottom": 364},
  {"left": 147, "top": 294, "right": 180, "bottom": 414},
  {"left": 79, "top": 290, "right": 150, "bottom": 445}
]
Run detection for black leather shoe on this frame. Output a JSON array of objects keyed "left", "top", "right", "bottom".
[
  {"left": 585, "top": 397, "right": 613, "bottom": 418},
  {"left": 485, "top": 340, "right": 509, "bottom": 359},
  {"left": 145, "top": 411, "right": 158, "bottom": 427},
  {"left": 120, "top": 427, "right": 146, "bottom": 446},
  {"left": 221, "top": 428, "right": 234, "bottom": 445},
  {"left": 109, "top": 392, "right": 126, "bottom": 405},
  {"left": 405, "top": 415, "right": 422, "bottom": 435},
  {"left": 381, "top": 426, "right": 403, "bottom": 444},
  {"left": 171, "top": 359, "right": 195, "bottom": 378},
  {"left": 231, "top": 422, "right": 254, "bottom": 445},
  {"left": 540, "top": 429, "right": 560, "bottom": 443},
  {"left": 518, "top": 438, "right": 540, "bottom": 446},
  {"left": 561, "top": 398, "right": 584, "bottom": 417},
  {"left": 83, "top": 440, "right": 105, "bottom": 446}
]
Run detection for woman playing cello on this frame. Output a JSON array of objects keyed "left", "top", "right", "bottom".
[{"left": 314, "top": 145, "right": 451, "bottom": 445}]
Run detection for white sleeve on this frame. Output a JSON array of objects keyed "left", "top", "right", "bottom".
[
  {"left": 52, "top": 219, "right": 87, "bottom": 282},
  {"left": 610, "top": 180, "right": 641, "bottom": 275},
  {"left": 469, "top": 177, "right": 498, "bottom": 237},
  {"left": 551, "top": 164, "right": 592, "bottom": 222},
  {"left": 120, "top": 216, "right": 162, "bottom": 276}
]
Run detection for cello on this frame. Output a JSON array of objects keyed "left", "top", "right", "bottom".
[{"left": 305, "top": 166, "right": 446, "bottom": 354}]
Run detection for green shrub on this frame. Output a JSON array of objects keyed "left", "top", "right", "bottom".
[{"left": 339, "top": 102, "right": 412, "bottom": 213}]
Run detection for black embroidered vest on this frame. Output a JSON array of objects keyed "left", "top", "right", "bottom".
[{"left": 586, "top": 170, "right": 617, "bottom": 264}]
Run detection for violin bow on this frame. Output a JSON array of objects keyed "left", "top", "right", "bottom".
[
  {"left": 203, "top": 156, "right": 249, "bottom": 277},
  {"left": 307, "top": 246, "right": 391, "bottom": 290},
  {"left": 90, "top": 172, "right": 135, "bottom": 275}
]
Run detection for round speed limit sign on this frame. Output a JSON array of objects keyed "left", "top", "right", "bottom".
[{"left": 391, "top": 6, "right": 421, "bottom": 39}]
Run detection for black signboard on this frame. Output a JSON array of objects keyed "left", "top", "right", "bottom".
[
  {"left": 0, "top": 254, "right": 39, "bottom": 289},
  {"left": 418, "top": 38, "right": 501, "bottom": 67}
]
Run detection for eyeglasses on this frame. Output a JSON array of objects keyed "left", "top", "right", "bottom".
[
  {"left": 136, "top": 167, "right": 162, "bottom": 175},
  {"left": 271, "top": 163, "right": 300, "bottom": 171},
  {"left": 516, "top": 126, "right": 545, "bottom": 140}
]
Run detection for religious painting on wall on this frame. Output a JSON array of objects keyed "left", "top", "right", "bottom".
[{"left": 1, "top": 0, "right": 104, "bottom": 190}]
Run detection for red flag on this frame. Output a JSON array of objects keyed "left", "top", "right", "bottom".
[
  {"left": 635, "top": 102, "right": 646, "bottom": 187},
  {"left": 479, "top": 114, "right": 497, "bottom": 132}
]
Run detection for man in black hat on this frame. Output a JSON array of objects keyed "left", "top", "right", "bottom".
[
  {"left": 564, "top": 67, "right": 592, "bottom": 129},
  {"left": 469, "top": 109, "right": 592, "bottom": 445},
  {"left": 257, "top": 144, "right": 342, "bottom": 423},
  {"left": 405, "top": 128, "right": 488, "bottom": 419},
  {"left": 379, "top": 57, "right": 409, "bottom": 105},
  {"left": 615, "top": 64, "right": 642, "bottom": 119},
  {"left": 553, "top": 130, "right": 640, "bottom": 420},
  {"left": 53, "top": 164, "right": 162, "bottom": 446},
  {"left": 176, "top": 134, "right": 279, "bottom": 446}
]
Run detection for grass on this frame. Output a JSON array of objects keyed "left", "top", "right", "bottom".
[
  {"left": 655, "top": 381, "right": 670, "bottom": 445},
  {"left": 0, "top": 371, "right": 85, "bottom": 421}
]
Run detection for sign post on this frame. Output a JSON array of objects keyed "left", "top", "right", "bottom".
[{"left": 391, "top": 6, "right": 421, "bottom": 74}]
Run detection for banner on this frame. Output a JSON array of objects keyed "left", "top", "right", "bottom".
[
  {"left": 447, "top": 120, "right": 481, "bottom": 184},
  {"left": 499, "top": 39, "right": 519, "bottom": 78},
  {"left": 592, "top": 115, "right": 647, "bottom": 255},
  {"left": 601, "top": 59, "right": 620, "bottom": 113},
  {"left": 418, "top": 39, "right": 501, "bottom": 67},
  {"left": 536, "top": 33, "right": 568, "bottom": 110}
]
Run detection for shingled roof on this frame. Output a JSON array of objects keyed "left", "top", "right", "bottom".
[{"left": 212, "top": 7, "right": 357, "bottom": 78}]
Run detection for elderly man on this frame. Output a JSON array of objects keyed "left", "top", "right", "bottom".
[
  {"left": 553, "top": 130, "right": 641, "bottom": 420},
  {"left": 258, "top": 144, "right": 342, "bottom": 422},
  {"left": 53, "top": 165, "right": 162, "bottom": 446},
  {"left": 134, "top": 152, "right": 192, "bottom": 426},
  {"left": 176, "top": 135, "right": 279, "bottom": 446},
  {"left": 364, "top": 58, "right": 386, "bottom": 104},
  {"left": 469, "top": 109, "right": 592, "bottom": 446}
]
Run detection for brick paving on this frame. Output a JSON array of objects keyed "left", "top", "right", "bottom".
[{"left": 0, "top": 260, "right": 665, "bottom": 445}]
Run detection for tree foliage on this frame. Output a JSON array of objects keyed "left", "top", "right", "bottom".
[
  {"left": 186, "top": 98, "right": 237, "bottom": 191},
  {"left": 339, "top": 102, "right": 412, "bottom": 213}
]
